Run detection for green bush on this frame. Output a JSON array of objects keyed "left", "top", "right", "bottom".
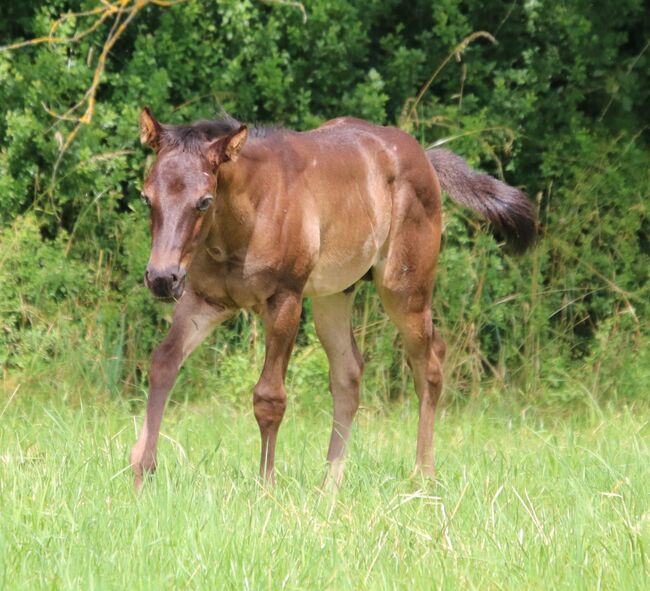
[{"left": 0, "top": 0, "right": 648, "bottom": 404}]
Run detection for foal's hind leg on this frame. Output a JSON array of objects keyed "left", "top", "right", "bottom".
[
  {"left": 312, "top": 291, "right": 364, "bottom": 488},
  {"left": 130, "top": 290, "right": 233, "bottom": 490},
  {"left": 373, "top": 179, "right": 444, "bottom": 476},
  {"left": 377, "top": 285, "right": 445, "bottom": 476}
]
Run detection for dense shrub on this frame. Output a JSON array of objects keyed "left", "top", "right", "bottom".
[{"left": 0, "top": 0, "right": 648, "bottom": 403}]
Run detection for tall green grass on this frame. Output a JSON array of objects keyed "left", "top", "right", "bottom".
[{"left": 1, "top": 387, "right": 648, "bottom": 590}]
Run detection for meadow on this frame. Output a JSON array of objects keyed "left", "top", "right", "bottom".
[{"left": 1, "top": 383, "right": 648, "bottom": 590}]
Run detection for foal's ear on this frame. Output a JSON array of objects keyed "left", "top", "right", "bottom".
[
  {"left": 206, "top": 125, "right": 248, "bottom": 167},
  {"left": 225, "top": 125, "right": 248, "bottom": 161},
  {"left": 140, "top": 107, "right": 162, "bottom": 149}
]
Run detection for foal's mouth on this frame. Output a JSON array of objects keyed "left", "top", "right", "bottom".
[{"left": 149, "top": 281, "right": 185, "bottom": 302}]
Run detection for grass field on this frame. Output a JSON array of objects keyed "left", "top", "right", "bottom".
[{"left": 1, "top": 388, "right": 648, "bottom": 590}]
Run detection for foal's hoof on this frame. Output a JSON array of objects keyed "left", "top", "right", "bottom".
[
  {"left": 258, "top": 470, "right": 277, "bottom": 488},
  {"left": 131, "top": 465, "right": 156, "bottom": 493},
  {"left": 321, "top": 460, "right": 345, "bottom": 493},
  {"left": 130, "top": 460, "right": 146, "bottom": 492},
  {"left": 130, "top": 447, "right": 156, "bottom": 492},
  {"left": 408, "top": 465, "right": 436, "bottom": 482}
]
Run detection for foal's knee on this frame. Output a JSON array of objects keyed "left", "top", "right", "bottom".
[
  {"left": 253, "top": 382, "right": 287, "bottom": 430},
  {"left": 331, "top": 355, "right": 364, "bottom": 391},
  {"left": 331, "top": 356, "right": 363, "bottom": 411},
  {"left": 424, "top": 354, "right": 443, "bottom": 406}
]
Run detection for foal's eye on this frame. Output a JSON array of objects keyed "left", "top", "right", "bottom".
[
  {"left": 140, "top": 192, "right": 151, "bottom": 208},
  {"left": 196, "top": 195, "right": 213, "bottom": 212}
]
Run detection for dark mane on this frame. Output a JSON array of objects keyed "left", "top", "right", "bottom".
[{"left": 159, "top": 114, "right": 286, "bottom": 152}]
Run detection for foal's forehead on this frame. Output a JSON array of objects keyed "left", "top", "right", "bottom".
[{"left": 146, "top": 149, "right": 212, "bottom": 194}]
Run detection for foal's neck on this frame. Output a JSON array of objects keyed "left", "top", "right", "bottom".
[{"left": 206, "top": 155, "right": 258, "bottom": 251}]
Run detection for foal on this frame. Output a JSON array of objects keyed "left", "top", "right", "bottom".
[{"left": 130, "top": 108, "right": 537, "bottom": 490}]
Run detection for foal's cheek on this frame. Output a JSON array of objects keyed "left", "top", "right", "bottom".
[
  {"left": 192, "top": 215, "right": 205, "bottom": 239},
  {"left": 148, "top": 206, "right": 160, "bottom": 241},
  {"left": 188, "top": 215, "right": 206, "bottom": 251}
]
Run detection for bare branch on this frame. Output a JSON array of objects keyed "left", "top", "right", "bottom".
[{"left": 1, "top": 0, "right": 191, "bottom": 197}]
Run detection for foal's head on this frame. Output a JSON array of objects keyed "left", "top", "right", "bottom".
[{"left": 139, "top": 107, "right": 248, "bottom": 299}]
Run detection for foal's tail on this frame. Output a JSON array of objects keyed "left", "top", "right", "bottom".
[{"left": 426, "top": 148, "right": 538, "bottom": 253}]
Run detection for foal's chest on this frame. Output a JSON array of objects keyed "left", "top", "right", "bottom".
[{"left": 188, "top": 251, "right": 282, "bottom": 310}]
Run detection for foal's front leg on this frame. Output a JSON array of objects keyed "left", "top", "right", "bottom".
[
  {"left": 253, "top": 291, "right": 302, "bottom": 483},
  {"left": 130, "top": 290, "right": 233, "bottom": 490}
]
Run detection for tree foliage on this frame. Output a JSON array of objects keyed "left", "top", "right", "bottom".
[{"left": 1, "top": 0, "right": 648, "bottom": 402}]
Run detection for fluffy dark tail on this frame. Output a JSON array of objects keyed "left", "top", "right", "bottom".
[{"left": 427, "top": 148, "right": 538, "bottom": 253}]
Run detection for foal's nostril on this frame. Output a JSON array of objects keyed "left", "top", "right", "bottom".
[{"left": 145, "top": 264, "right": 184, "bottom": 297}]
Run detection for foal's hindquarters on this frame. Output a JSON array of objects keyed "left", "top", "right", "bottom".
[
  {"left": 315, "top": 228, "right": 446, "bottom": 487},
  {"left": 308, "top": 125, "right": 446, "bottom": 485}
]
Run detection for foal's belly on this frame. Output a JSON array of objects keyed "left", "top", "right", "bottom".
[
  {"left": 303, "top": 215, "right": 389, "bottom": 297},
  {"left": 303, "top": 251, "right": 375, "bottom": 296}
]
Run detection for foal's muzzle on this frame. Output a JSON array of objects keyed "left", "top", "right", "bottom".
[{"left": 144, "top": 265, "right": 186, "bottom": 299}]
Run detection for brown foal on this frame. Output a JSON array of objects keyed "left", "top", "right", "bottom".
[{"left": 130, "top": 108, "right": 537, "bottom": 490}]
